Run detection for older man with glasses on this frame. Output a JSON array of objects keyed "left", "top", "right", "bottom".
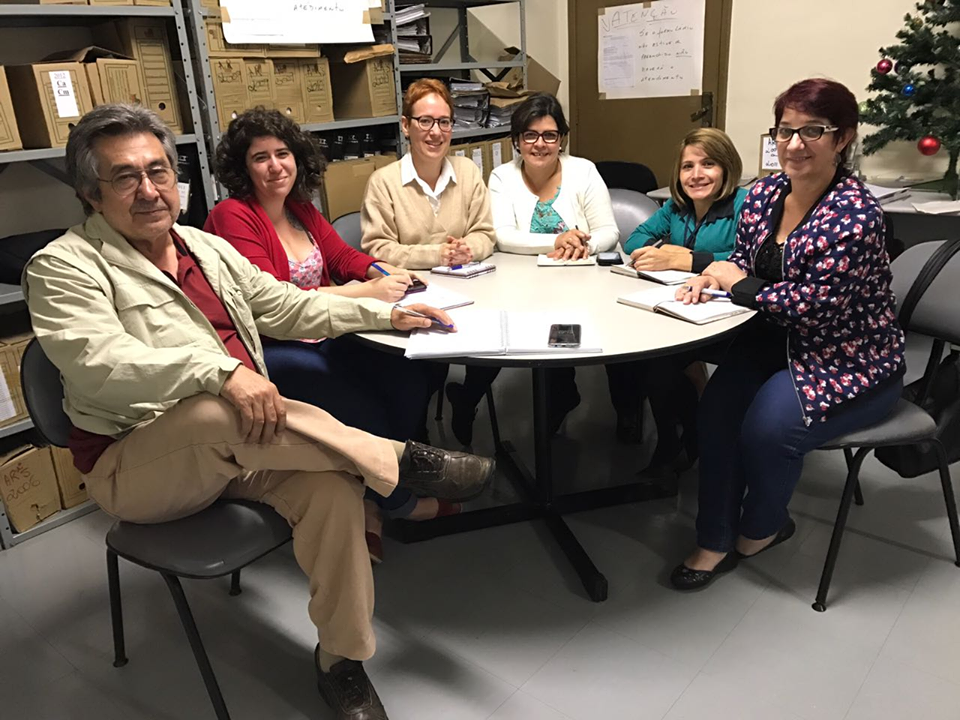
[{"left": 22, "top": 103, "right": 496, "bottom": 720}]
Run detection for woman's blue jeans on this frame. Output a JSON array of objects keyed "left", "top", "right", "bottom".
[
  {"left": 263, "top": 337, "right": 431, "bottom": 518},
  {"left": 695, "top": 320, "right": 902, "bottom": 552}
]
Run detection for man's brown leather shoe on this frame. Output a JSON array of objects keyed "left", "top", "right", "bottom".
[
  {"left": 398, "top": 441, "right": 494, "bottom": 502},
  {"left": 315, "top": 649, "right": 388, "bottom": 720}
]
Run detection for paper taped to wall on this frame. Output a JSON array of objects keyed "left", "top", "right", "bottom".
[{"left": 220, "top": 0, "right": 374, "bottom": 45}]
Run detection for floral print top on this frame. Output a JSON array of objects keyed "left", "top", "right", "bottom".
[{"left": 529, "top": 187, "right": 569, "bottom": 235}]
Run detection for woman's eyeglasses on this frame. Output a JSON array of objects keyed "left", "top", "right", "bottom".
[
  {"left": 520, "top": 131, "right": 561, "bottom": 145},
  {"left": 769, "top": 125, "right": 839, "bottom": 143},
  {"left": 408, "top": 116, "right": 453, "bottom": 132}
]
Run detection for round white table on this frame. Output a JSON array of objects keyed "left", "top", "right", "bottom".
[{"left": 356, "top": 253, "right": 754, "bottom": 601}]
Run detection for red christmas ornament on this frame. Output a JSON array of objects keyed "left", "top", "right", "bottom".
[
  {"left": 918, "top": 136, "right": 941, "bottom": 156},
  {"left": 877, "top": 58, "right": 893, "bottom": 74}
]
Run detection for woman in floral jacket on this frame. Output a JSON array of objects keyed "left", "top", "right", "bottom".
[{"left": 669, "top": 79, "right": 906, "bottom": 590}]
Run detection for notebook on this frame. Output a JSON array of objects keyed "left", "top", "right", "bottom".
[
  {"left": 617, "top": 286, "right": 752, "bottom": 325},
  {"left": 396, "top": 284, "right": 473, "bottom": 311},
  {"left": 404, "top": 309, "right": 601, "bottom": 359},
  {"left": 610, "top": 265, "right": 697, "bottom": 285},
  {"left": 537, "top": 254, "right": 597, "bottom": 267},
  {"left": 430, "top": 262, "right": 497, "bottom": 278}
]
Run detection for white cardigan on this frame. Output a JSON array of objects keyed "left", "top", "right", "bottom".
[{"left": 488, "top": 154, "right": 619, "bottom": 255}]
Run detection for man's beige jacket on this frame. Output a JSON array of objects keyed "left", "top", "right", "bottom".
[{"left": 23, "top": 213, "right": 395, "bottom": 437}]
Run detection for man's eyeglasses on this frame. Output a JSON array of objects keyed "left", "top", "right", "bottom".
[
  {"left": 98, "top": 166, "right": 176, "bottom": 196},
  {"left": 520, "top": 131, "right": 561, "bottom": 145},
  {"left": 408, "top": 115, "right": 453, "bottom": 132},
  {"left": 769, "top": 125, "right": 839, "bottom": 143}
]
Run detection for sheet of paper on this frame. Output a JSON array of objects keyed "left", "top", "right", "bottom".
[
  {"left": 504, "top": 311, "right": 602, "bottom": 354},
  {"left": 597, "top": 0, "right": 706, "bottom": 100},
  {"left": 404, "top": 308, "right": 504, "bottom": 359},
  {"left": 221, "top": 0, "right": 374, "bottom": 45},
  {"left": 537, "top": 254, "right": 597, "bottom": 267},
  {"left": 49, "top": 71, "right": 80, "bottom": 118},
  {"left": 396, "top": 284, "right": 473, "bottom": 311},
  {"left": 760, "top": 135, "right": 781, "bottom": 171},
  {"left": 0, "top": 372, "right": 16, "bottom": 423},
  {"left": 910, "top": 199, "right": 960, "bottom": 215}
]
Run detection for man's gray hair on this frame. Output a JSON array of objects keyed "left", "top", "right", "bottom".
[{"left": 65, "top": 104, "right": 178, "bottom": 215}]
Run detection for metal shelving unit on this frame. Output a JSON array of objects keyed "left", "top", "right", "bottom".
[{"left": 0, "top": 0, "right": 214, "bottom": 550}]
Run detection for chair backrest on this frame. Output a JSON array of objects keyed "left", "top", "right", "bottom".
[
  {"left": 609, "top": 188, "right": 661, "bottom": 246},
  {"left": 20, "top": 338, "right": 71, "bottom": 448},
  {"left": 596, "top": 161, "right": 659, "bottom": 195},
  {"left": 331, "top": 211, "right": 363, "bottom": 251},
  {"left": 891, "top": 240, "right": 960, "bottom": 346}
]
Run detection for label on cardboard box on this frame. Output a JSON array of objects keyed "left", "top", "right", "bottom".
[
  {"left": 245, "top": 59, "right": 274, "bottom": 108},
  {"left": 48, "top": 70, "right": 80, "bottom": 117},
  {"left": 300, "top": 58, "right": 333, "bottom": 123},
  {"left": 0, "top": 446, "right": 60, "bottom": 534},
  {"left": 471, "top": 145, "right": 484, "bottom": 175}
]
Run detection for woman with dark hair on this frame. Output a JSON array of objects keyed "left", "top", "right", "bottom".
[
  {"left": 444, "top": 93, "right": 632, "bottom": 446},
  {"left": 205, "top": 107, "right": 456, "bottom": 564},
  {"left": 669, "top": 78, "right": 905, "bottom": 590}
]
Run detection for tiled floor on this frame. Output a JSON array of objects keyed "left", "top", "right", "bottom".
[{"left": 1, "top": 363, "right": 958, "bottom": 720}]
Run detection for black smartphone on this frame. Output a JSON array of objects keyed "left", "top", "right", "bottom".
[
  {"left": 548, "top": 323, "right": 582, "bottom": 348},
  {"left": 597, "top": 251, "right": 623, "bottom": 266},
  {"left": 405, "top": 277, "right": 428, "bottom": 294}
]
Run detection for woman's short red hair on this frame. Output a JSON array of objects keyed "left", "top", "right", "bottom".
[
  {"left": 774, "top": 78, "right": 859, "bottom": 163},
  {"left": 402, "top": 78, "right": 453, "bottom": 118}
]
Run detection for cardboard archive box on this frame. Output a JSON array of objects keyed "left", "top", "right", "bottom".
[
  {"left": 272, "top": 59, "right": 304, "bottom": 123},
  {"left": 44, "top": 47, "right": 143, "bottom": 106},
  {"left": 0, "top": 67, "right": 22, "bottom": 151},
  {"left": 488, "top": 136, "right": 514, "bottom": 175},
  {"left": 204, "top": 18, "right": 265, "bottom": 58},
  {"left": 244, "top": 58, "right": 275, "bottom": 110},
  {"left": 299, "top": 57, "right": 334, "bottom": 124},
  {"left": 0, "top": 446, "right": 61, "bottom": 534},
  {"left": 6, "top": 62, "right": 94, "bottom": 148},
  {"left": 211, "top": 57, "right": 247, "bottom": 130},
  {"left": 0, "top": 338, "right": 28, "bottom": 429},
  {"left": 50, "top": 446, "right": 88, "bottom": 509},
  {"left": 94, "top": 18, "right": 183, "bottom": 132},
  {"left": 322, "top": 154, "right": 394, "bottom": 222},
  {"left": 327, "top": 45, "right": 397, "bottom": 119}
]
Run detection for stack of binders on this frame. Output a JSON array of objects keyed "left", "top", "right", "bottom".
[{"left": 395, "top": 5, "right": 433, "bottom": 64}]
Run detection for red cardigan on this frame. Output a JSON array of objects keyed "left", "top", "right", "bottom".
[{"left": 204, "top": 196, "right": 375, "bottom": 289}]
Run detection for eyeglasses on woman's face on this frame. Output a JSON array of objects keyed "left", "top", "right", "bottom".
[
  {"left": 520, "top": 130, "right": 561, "bottom": 145},
  {"left": 408, "top": 115, "right": 453, "bottom": 132},
  {"left": 769, "top": 125, "right": 839, "bottom": 143}
]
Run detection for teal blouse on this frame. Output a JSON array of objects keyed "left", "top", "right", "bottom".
[
  {"left": 529, "top": 187, "right": 569, "bottom": 235},
  {"left": 623, "top": 187, "right": 747, "bottom": 273}
]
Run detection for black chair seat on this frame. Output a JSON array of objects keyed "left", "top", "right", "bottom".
[
  {"left": 106, "top": 501, "right": 292, "bottom": 579},
  {"left": 821, "top": 398, "right": 936, "bottom": 450}
]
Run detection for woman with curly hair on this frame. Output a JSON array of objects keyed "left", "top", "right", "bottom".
[{"left": 205, "top": 107, "right": 458, "bottom": 563}]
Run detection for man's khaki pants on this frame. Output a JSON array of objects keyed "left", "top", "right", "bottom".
[{"left": 84, "top": 393, "right": 401, "bottom": 661}]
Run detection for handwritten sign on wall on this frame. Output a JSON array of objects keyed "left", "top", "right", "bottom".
[
  {"left": 221, "top": 0, "right": 374, "bottom": 45},
  {"left": 598, "top": 0, "right": 706, "bottom": 100}
]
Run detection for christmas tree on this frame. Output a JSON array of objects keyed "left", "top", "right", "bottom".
[{"left": 860, "top": 0, "right": 960, "bottom": 198}]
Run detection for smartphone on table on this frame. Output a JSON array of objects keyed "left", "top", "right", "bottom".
[
  {"left": 404, "top": 277, "right": 428, "bottom": 294},
  {"left": 548, "top": 323, "right": 582, "bottom": 348}
]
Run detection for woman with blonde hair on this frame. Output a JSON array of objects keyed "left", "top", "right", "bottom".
[{"left": 623, "top": 128, "right": 747, "bottom": 479}]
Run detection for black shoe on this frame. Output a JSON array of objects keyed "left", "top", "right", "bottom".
[
  {"left": 615, "top": 409, "right": 642, "bottom": 444},
  {"left": 398, "top": 440, "right": 494, "bottom": 502},
  {"left": 737, "top": 518, "right": 796, "bottom": 559},
  {"left": 669, "top": 552, "right": 739, "bottom": 591},
  {"left": 315, "top": 651, "right": 388, "bottom": 720},
  {"left": 445, "top": 382, "right": 476, "bottom": 446}
]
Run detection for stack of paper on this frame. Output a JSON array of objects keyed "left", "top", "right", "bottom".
[
  {"left": 537, "top": 254, "right": 597, "bottom": 267},
  {"left": 864, "top": 183, "right": 910, "bottom": 205},
  {"left": 617, "top": 286, "right": 752, "bottom": 325},
  {"left": 430, "top": 262, "right": 497, "bottom": 278},
  {"left": 395, "top": 4, "right": 432, "bottom": 63},
  {"left": 452, "top": 88, "right": 490, "bottom": 129}
]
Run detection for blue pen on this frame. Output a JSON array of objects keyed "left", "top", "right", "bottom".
[
  {"left": 450, "top": 264, "right": 463, "bottom": 270},
  {"left": 683, "top": 287, "right": 732, "bottom": 299},
  {"left": 395, "top": 306, "right": 455, "bottom": 331},
  {"left": 371, "top": 262, "right": 390, "bottom": 276}
]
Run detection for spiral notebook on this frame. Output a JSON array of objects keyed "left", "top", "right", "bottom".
[
  {"left": 404, "top": 309, "right": 601, "bottom": 359},
  {"left": 617, "top": 286, "right": 752, "bottom": 325},
  {"left": 430, "top": 262, "right": 496, "bottom": 278}
]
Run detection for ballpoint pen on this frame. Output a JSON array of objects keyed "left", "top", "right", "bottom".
[{"left": 394, "top": 306, "right": 455, "bottom": 330}]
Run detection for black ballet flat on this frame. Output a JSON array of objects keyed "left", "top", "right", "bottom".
[
  {"left": 737, "top": 518, "right": 797, "bottom": 560},
  {"left": 669, "top": 552, "right": 739, "bottom": 591}
]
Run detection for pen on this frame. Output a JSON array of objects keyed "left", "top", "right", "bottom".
[
  {"left": 450, "top": 264, "right": 463, "bottom": 270},
  {"left": 681, "top": 286, "right": 732, "bottom": 299},
  {"left": 651, "top": 239, "right": 666, "bottom": 248},
  {"left": 371, "top": 262, "right": 390, "bottom": 276},
  {"left": 394, "top": 306, "right": 455, "bottom": 330}
]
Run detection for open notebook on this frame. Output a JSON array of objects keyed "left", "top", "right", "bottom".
[
  {"left": 396, "top": 284, "right": 473, "bottom": 311},
  {"left": 404, "top": 309, "right": 601, "bottom": 359},
  {"left": 537, "top": 254, "right": 597, "bottom": 267},
  {"left": 430, "top": 262, "right": 496, "bottom": 278},
  {"left": 611, "top": 265, "right": 697, "bottom": 285},
  {"left": 618, "top": 286, "right": 752, "bottom": 325}
]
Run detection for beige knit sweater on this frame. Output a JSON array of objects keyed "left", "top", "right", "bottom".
[{"left": 360, "top": 155, "right": 496, "bottom": 269}]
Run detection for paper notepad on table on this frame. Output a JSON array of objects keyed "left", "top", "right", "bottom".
[
  {"left": 617, "top": 286, "right": 752, "bottom": 325},
  {"left": 404, "top": 310, "right": 601, "bottom": 359},
  {"left": 537, "top": 254, "right": 597, "bottom": 267},
  {"left": 430, "top": 262, "right": 496, "bottom": 278},
  {"left": 610, "top": 265, "right": 697, "bottom": 284},
  {"left": 396, "top": 285, "right": 473, "bottom": 310}
]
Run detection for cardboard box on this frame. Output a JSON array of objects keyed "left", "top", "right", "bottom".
[
  {"left": 467, "top": 142, "right": 486, "bottom": 182},
  {"left": 328, "top": 45, "right": 396, "bottom": 119},
  {"left": 200, "top": 0, "right": 219, "bottom": 8},
  {"left": 0, "top": 342, "right": 27, "bottom": 429},
  {"left": 0, "top": 1, "right": 86, "bottom": 4},
  {"left": 489, "top": 136, "right": 513, "bottom": 173},
  {"left": 133, "top": 0, "right": 172, "bottom": 6},
  {"left": 204, "top": 18, "right": 265, "bottom": 58},
  {"left": 299, "top": 57, "right": 334, "bottom": 124},
  {"left": 50, "top": 446, "right": 88, "bottom": 509},
  {"left": 0, "top": 446, "right": 61, "bottom": 534},
  {"left": 0, "top": 67, "right": 22, "bottom": 152},
  {"left": 210, "top": 57, "right": 247, "bottom": 130},
  {"left": 6, "top": 62, "right": 94, "bottom": 149},
  {"left": 265, "top": 45, "right": 320, "bottom": 59},
  {"left": 44, "top": 47, "right": 143, "bottom": 106},
  {"left": 95, "top": 18, "right": 183, "bottom": 132},
  {"left": 272, "top": 59, "right": 304, "bottom": 123},
  {"left": 322, "top": 156, "right": 379, "bottom": 221},
  {"left": 244, "top": 58, "right": 274, "bottom": 110},
  {"left": 498, "top": 47, "right": 561, "bottom": 98}
]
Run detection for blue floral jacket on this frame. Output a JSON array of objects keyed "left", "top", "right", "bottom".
[{"left": 729, "top": 172, "right": 905, "bottom": 424}]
